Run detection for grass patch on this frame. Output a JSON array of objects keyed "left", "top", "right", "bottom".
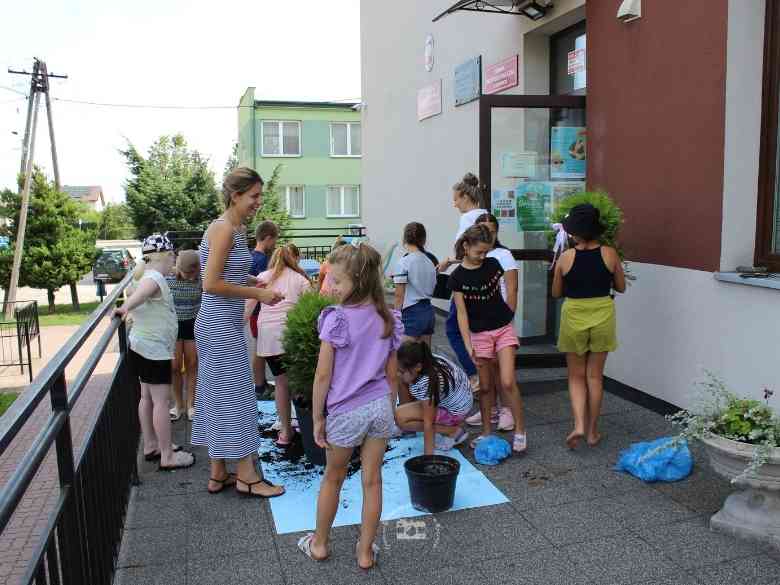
[
  {"left": 38, "top": 301, "right": 102, "bottom": 327},
  {"left": 0, "top": 392, "right": 18, "bottom": 417}
]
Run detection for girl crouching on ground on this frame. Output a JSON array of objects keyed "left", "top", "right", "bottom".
[{"left": 395, "top": 340, "right": 472, "bottom": 454}]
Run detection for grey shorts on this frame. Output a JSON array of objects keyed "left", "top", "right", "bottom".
[{"left": 326, "top": 395, "right": 395, "bottom": 448}]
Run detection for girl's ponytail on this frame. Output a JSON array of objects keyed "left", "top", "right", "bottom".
[{"left": 268, "top": 243, "right": 310, "bottom": 285}]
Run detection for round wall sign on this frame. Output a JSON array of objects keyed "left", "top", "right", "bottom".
[{"left": 425, "top": 34, "right": 435, "bottom": 72}]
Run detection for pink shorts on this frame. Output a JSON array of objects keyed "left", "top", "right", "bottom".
[
  {"left": 471, "top": 323, "right": 518, "bottom": 361},
  {"left": 435, "top": 408, "right": 467, "bottom": 427}
]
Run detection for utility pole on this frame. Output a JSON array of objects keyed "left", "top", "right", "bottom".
[{"left": 5, "top": 59, "right": 68, "bottom": 318}]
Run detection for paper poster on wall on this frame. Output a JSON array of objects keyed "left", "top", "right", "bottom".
[
  {"left": 552, "top": 181, "right": 586, "bottom": 203},
  {"left": 417, "top": 80, "right": 442, "bottom": 121},
  {"left": 550, "top": 127, "right": 586, "bottom": 179},
  {"left": 500, "top": 151, "right": 536, "bottom": 178},
  {"left": 454, "top": 56, "right": 481, "bottom": 106},
  {"left": 569, "top": 34, "right": 586, "bottom": 91},
  {"left": 515, "top": 182, "right": 552, "bottom": 232},
  {"left": 491, "top": 189, "right": 517, "bottom": 227},
  {"left": 484, "top": 55, "right": 519, "bottom": 94}
]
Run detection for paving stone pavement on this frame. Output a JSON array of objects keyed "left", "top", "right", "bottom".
[{"left": 116, "top": 382, "right": 780, "bottom": 585}]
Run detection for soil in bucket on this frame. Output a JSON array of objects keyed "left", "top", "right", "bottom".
[{"left": 404, "top": 454, "right": 460, "bottom": 513}]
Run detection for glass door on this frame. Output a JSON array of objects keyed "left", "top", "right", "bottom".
[{"left": 479, "top": 94, "right": 586, "bottom": 367}]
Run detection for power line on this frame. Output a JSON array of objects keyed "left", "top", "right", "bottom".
[
  {"left": 50, "top": 96, "right": 363, "bottom": 110},
  {"left": 0, "top": 85, "right": 28, "bottom": 97}
]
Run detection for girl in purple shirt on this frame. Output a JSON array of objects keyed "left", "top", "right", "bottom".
[{"left": 297, "top": 243, "right": 402, "bottom": 570}]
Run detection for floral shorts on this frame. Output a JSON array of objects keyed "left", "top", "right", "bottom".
[{"left": 326, "top": 396, "right": 395, "bottom": 448}]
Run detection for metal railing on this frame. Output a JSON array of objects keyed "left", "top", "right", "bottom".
[
  {"left": 0, "top": 300, "right": 41, "bottom": 382},
  {"left": 0, "top": 274, "right": 137, "bottom": 584}
]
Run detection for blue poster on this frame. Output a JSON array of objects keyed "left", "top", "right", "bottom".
[
  {"left": 515, "top": 182, "right": 553, "bottom": 232},
  {"left": 550, "top": 126, "right": 586, "bottom": 179},
  {"left": 454, "top": 56, "right": 481, "bottom": 106}
]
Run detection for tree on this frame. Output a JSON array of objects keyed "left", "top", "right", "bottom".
[
  {"left": 224, "top": 142, "right": 239, "bottom": 180},
  {"left": 97, "top": 203, "right": 136, "bottom": 239},
  {"left": 0, "top": 169, "right": 98, "bottom": 313},
  {"left": 122, "top": 134, "right": 222, "bottom": 236},
  {"left": 250, "top": 164, "right": 291, "bottom": 242}
]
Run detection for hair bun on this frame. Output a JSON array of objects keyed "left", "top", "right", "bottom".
[{"left": 462, "top": 172, "right": 479, "bottom": 187}]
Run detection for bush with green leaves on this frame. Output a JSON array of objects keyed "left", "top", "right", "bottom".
[
  {"left": 549, "top": 190, "right": 634, "bottom": 280},
  {"left": 281, "top": 291, "right": 336, "bottom": 405},
  {"left": 664, "top": 372, "right": 780, "bottom": 483}
]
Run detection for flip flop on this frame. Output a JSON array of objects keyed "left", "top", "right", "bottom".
[
  {"left": 297, "top": 533, "right": 329, "bottom": 562},
  {"left": 207, "top": 473, "right": 237, "bottom": 494},
  {"left": 356, "top": 540, "right": 380, "bottom": 570},
  {"left": 157, "top": 450, "right": 196, "bottom": 471},
  {"left": 144, "top": 444, "right": 182, "bottom": 462}
]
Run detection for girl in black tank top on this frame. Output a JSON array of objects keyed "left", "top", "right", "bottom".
[
  {"left": 551, "top": 204, "right": 627, "bottom": 452},
  {"left": 563, "top": 247, "right": 614, "bottom": 298}
]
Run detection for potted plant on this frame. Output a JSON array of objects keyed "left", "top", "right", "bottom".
[
  {"left": 665, "top": 372, "right": 780, "bottom": 546},
  {"left": 281, "top": 290, "right": 336, "bottom": 466},
  {"left": 549, "top": 190, "right": 635, "bottom": 281}
]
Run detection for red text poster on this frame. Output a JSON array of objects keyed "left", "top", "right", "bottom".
[{"left": 484, "top": 55, "right": 519, "bottom": 94}]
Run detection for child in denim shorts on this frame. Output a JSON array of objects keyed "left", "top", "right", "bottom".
[
  {"left": 297, "top": 243, "right": 403, "bottom": 571},
  {"left": 393, "top": 222, "right": 437, "bottom": 345}
]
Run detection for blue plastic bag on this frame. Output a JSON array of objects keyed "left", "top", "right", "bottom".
[
  {"left": 615, "top": 437, "right": 693, "bottom": 482},
  {"left": 474, "top": 435, "right": 511, "bottom": 465}
]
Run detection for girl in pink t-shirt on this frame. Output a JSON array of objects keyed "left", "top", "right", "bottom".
[
  {"left": 245, "top": 244, "right": 312, "bottom": 446},
  {"left": 297, "top": 243, "right": 402, "bottom": 570}
]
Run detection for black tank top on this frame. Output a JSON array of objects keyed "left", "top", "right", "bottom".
[{"left": 563, "top": 247, "right": 614, "bottom": 298}]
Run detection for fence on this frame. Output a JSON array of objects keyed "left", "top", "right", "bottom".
[
  {"left": 0, "top": 300, "right": 42, "bottom": 383},
  {"left": 0, "top": 274, "right": 137, "bottom": 584}
]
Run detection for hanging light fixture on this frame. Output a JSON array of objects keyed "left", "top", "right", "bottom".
[{"left": 518, "top": 1, "right": 549, "bottom": 21}]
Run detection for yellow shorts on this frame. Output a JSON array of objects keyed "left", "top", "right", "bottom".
[{"left": 557, "top": 297, "right": 617, "bottom": 356}]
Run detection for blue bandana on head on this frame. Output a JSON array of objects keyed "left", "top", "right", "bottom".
[{"left": 141, "top": 233, "right": 173, "bottom": 256}]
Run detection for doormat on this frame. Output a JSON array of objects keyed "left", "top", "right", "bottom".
[{"left": 257, "top": 401, "right": 508, "bottom": 534}]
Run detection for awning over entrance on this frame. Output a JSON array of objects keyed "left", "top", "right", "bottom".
[{"left": 432, "top": 0, "right": 550, "bottom": 23}]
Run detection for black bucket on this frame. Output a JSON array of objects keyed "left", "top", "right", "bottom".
[
  {"left": 404, "top": 455, "right": 460, "bottom": 513},
  {"left": 295, "top": 406, "right": 326, "bottom": 467}
]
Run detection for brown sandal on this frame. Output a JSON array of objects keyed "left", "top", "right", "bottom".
[{"left": 208, "top": 473, "right": 237, "bottom": 494}]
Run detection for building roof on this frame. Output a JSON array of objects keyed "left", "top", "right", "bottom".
[
  {"left": 253, "top": 99, "right": 360, "bottom": 110},
  {"left": 63, "top": 185, "right": 104, "bottom": 203}
]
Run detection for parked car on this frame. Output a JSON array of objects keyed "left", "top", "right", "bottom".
[{"left": 93, "top": 249, "right": 135, "bottom": 283}]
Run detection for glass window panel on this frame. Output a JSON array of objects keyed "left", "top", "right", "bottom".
[
  {"left": 289, "top": 186, "right": 305, "bottom": 217},
  {"left": 327, "top": 187, "right": 342, "bottom": 216},
  {"left": 282, "top": 122, "right": 300, "bottom": 155},
  {"left": 262, "top": 122, "right": 279, "bottom": 155},
  {"left": 344, "top": 186, "right": 359, "bottom": 216},
  {"left": 775, "top": 106, "right": 780, "bottom": 253},
  {"left": 332, "top": 123, "right": 348, "bottom": 155},
  {"left": 350, "top": 123, "right": 361, "bottom": 156}
]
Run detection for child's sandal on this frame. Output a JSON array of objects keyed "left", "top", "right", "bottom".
[{"left": 298, "top": 533, "right": 329, "bottom": 562}]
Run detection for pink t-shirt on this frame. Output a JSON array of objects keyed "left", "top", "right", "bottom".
[
  {"left": 318, "top": 304, "right": 403, "bottom": 416},
  {"left": 256, "top": 268, "right": 312, "bottom": 357}
]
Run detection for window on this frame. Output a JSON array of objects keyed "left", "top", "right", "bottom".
[
  {"left": 757, "top": 0, "right": 780, "bottom": 271},
  {"left": 283, "top": 186, "right": 306, "bottom": 218},
  {"left": 326, "top": 186, "right": 360, "bottom": 217},
  {"left": 330, "top": 123, "right": 361, "bottom": 156},
  {"left": 261, "top": 121, "right": 301, "bottom": 156}
]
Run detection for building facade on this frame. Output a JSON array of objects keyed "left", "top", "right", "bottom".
[
  {"left": 63, "top": 185, "right": 105, "bottom": 212},
  {"left": 360, "top": 0, "right": 779, "bottom": 410},
  {"left": 238, "top": 88, "right": 362, "bottom": 247}
]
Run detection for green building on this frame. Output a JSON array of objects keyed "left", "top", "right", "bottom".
[{"left": 238, "top": 87, "right": 362, "bottom": 249}]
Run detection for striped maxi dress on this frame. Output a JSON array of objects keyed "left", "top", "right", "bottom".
[{"left": 191, "top": 221, "right": 259, "bottom": 458}]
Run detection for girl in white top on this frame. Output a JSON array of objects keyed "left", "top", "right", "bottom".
[
  {"left": 245, "top": 244, "right": 312, "bottom": 446},
  {"left": 436, "top": 172, "right": 489, "bottom": 394},
  {"left": 115, "top": 234, "right": 195, "bottom": 471}
]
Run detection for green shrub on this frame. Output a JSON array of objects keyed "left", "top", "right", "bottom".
[
  {"left": 549, "top": 190, "right": 634, "bottom": 280},
  {"left": 281, "top": 291, "right": 336, "bottom": 404}
]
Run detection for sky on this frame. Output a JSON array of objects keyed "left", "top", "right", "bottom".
[{"left": 0, "top": 0, "right": 361, "bottom": 203}]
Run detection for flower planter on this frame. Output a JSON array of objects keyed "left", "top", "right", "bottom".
[
  {"left": 700, "top": 434, "right": 780, "bottom": 547},
  {"left": 295, "top": 405, "right": 326, "bottom": 467}
]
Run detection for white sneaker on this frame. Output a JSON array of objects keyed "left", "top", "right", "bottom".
[
  {"left": 169, "top": 407, "right": 182, "bottom": 421},
  {"left": 497, "top": 408, "right": 515, "bottom": 431},
  {"left": 513, "top": 433, "right": 528, "bottom": 453},
  {"left": 465, "top": 408, "right": 499, "bottom": 427}
]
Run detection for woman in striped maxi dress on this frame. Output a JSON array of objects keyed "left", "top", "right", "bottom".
[{"left": 191, "top": 167, "right": 285, "bottom": 498}]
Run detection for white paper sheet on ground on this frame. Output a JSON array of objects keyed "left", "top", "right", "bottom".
[{"left": 257, "top": 401, "right": 509, "bottom": 534}]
